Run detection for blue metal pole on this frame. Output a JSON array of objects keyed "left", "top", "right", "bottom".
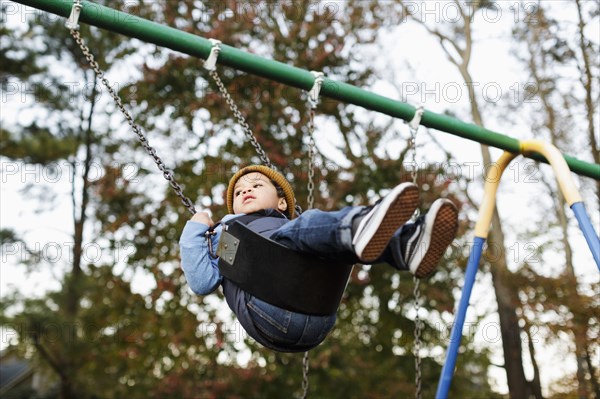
[
  {"left": 571, "top": 202, "right": 600, "bottom": 270},
  {"left": 435, "top": 237, "right": 486, "bottom": 399}
]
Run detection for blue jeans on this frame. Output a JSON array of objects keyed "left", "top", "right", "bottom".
[
  {"left": 245, "top": 293, "right": 337, "bottom": 352},
  {"left": 271, "top": 206, "right": 408, "bottom": 269},
  {"left": 244, "top": 207, "right": 408, "bottom": 352}
]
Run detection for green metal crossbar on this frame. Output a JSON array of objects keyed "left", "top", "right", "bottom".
[{"left": 11, "top": 0, "right": 600, "bottom": 180}]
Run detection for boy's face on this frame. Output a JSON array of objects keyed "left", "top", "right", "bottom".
[{"left": 232, "top": 172, "right": 288, "bottom": 215}]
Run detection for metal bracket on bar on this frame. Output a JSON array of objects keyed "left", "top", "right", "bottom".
[
  {"left": 308, "top": 71, "right": 325, "bottom": 109},
  {"left": 203, "top": 39, "right": 222, "bottom": 71},
  {"left": 408, "top": 106, "right": 425, "bottom": 131},
  {"left": 65, "top": 0, "right": 82, "bottom": 30}
]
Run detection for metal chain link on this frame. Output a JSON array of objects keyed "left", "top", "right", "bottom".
[
  {"left": 306, "top": 108, "right": 317, "bottom": 211},
  {"left": 409, "top": 127, "right": 418, "bottom": 185},
  {"left": 299, "top": 72, "right": 325, "bottom": 399},
  {"left": 301, "top": 351, "right": 310, "bottom": 399},
  {"left": 408, "top": 120, "right": 420, "bottom": 219},
  {"left": 408, "top": 107, "right": 423, "bottom": 399},
  {"left": 208, "top": 70, "right": 273, "bottom": 168},
  {"left": 69, "top": 29, "right": 196, "bottom": 215},
  {"left": 305, "top": 71, "right": 323, "bottom": 213},
  {"left": 300, "top": 88, "right": 321, "bottom": 399},
  {"left": 413, "top": 277, "right": 423, "bottom": 399}
]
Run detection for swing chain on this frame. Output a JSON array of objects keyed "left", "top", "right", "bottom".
[
  {"left": 203, "top": 41, "right": 310, "bottom": 216},
  {"left": 307, "top": 108, "right": 316, "bottom": 211},
  {"left": 300, "top": 71, "right": 324, "bottom": 399},
  {"left": 68, "top": 28, "right": 197, "bottom": 215},
  {"left": 408, "top": 106, "right": 424, "bottom": 216},
  {"left": 207, "top": 70, "right": 273, "bottom": 169},
  {"left": 301, "top": 351, "right": 310, "bottom": 399},
  {"left": 407, "top": 106, "right": 425, "bottom": 399},
  {"left": 306, "top": 72, "right": 324, "bottom": 211},
  {"left": 413, "top": 276, "right": 423, "bottom": 399}
]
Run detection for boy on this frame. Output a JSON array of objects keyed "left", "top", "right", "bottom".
[{"left": 179, "top": 165, "right": 458, "bottom": 352}]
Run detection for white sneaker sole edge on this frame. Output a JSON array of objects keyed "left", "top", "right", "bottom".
[
  {"left": 408, "top": 198, "right": 449, "bottom": 274},
  {"left": 352, "top": 182, "right": 417, "bottom": 258}
]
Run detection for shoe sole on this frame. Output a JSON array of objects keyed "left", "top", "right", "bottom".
[
  {"left": 412, "top": 200, "right": 458, "bottom": 278},
  {"left": 355, "top": 184, "right": 419, "bottom": 262}
]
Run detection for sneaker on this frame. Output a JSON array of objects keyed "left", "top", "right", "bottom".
[
  {"left": 352, "top": 182, "right": 419, "bottom": 263},
  {"left": 399, "top": 198, "right": 458, "bottom": 278}
]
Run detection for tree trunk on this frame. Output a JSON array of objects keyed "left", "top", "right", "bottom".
[
  {"left": 574, "top": 0, "right": 600, "bottom": 200},
  {"left": 525, "top": 22, "right": 591, "bottom": 397},
  {"left": 459, "top": 62, "right": 532, "bottom": 399},
  {"left": 61, "top": 72, "right": 98, "bottom": 399},
  {"left": 34, "top": 341, "right": 77, "bottom": 399},
  {"left": 585, "top": 346, "right": 600, "bottom": 399},
  {"left": 60, "top": 377, "right": 78, "bottom": 399},
  {"left": 526, "top": 323, "right": 544, "bottom": 399},
  {"left": 66, "top": 75, "right": 97, "bottom": 316},
  {"left": 570, "top": 2, "right": 599, "bottom": 394},
  {"left": 487, "top": 213, "right": 532, "bottom": 399}
]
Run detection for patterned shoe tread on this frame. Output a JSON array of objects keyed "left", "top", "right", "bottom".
[
  {"left": 414, "top": 202, "right": 458, "bottom": 278},
  {"left": 361, "top": 186, "right": 420, "bottom": 262}
]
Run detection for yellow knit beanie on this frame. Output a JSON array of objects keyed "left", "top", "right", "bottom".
[{"left": 227, "top": 165, "right": 296, "bottom": 219}]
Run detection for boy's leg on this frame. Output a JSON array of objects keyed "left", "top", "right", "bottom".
[
  {"left": 378, "top": 198, "right": 458, "bottom": 278},
  {"left": 270, "top": 183, "right": 419, "bottom": 263},
  {"left": 270, "top": 206, "right": 362, "bottom": 263}
]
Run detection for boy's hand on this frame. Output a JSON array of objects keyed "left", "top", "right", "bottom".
[{"left": 191, "top": 212, "right": 214, "bottom": 227}]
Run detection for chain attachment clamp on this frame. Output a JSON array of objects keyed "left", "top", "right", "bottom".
[
  {"left": 408, "top": 106, "right": 424, "bottom": 132},
  {"left": 307, "top": 71, "right": 324, "bottom": 110},
  {"left": 65, "top": 0, "right": 82, "bottom": 30},
  {"left": 203, "top": 39, "right": 222, "bottom": 72}
]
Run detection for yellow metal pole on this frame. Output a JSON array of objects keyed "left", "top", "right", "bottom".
[
  {"left": 473, "top": 151, "right": 518, "bottom": 239},
  {"left": 519, "top": 140, "right": 583, "bottom": 205}
]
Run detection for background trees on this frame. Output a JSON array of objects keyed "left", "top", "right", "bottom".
[
  {"left": 510, "top": 2, "right": 599, "bottom": 398},
  {"left": 1, "top": 1, "right": 597, "bottom": 398}
]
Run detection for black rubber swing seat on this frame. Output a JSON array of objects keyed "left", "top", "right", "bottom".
[{"left": 217, "top": 221, "right": 354, "bottom": 316}]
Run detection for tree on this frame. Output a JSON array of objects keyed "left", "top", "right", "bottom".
[
  {"left": 574, "top": 0, "right": 600, "bottom": 201},
  {"left": 2, "top": 1, "right": 494, "bottom": 397},
  {"left": 2, "top": 1, "right": 218, "bottom": 397},
  {"left": 133, "top": 1, "right": 493, "bottom": 397},
  {"left": 511, "top": 2, "right": 599, "bottom": 397},
  {"left": 397, "top": 1, "right": 538, "bottom": 397}
]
